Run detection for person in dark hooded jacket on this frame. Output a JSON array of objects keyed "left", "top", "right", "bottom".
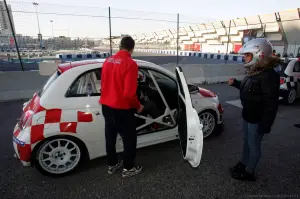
[{"left": 228, "top": 38, "right": 281, "bottom": 181}]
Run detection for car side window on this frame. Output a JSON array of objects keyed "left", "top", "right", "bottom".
[
  {"left": 293, "top": 62, "right": 300, "bottom": 72},
  {"left": 66, "top": 69, "right": 101, "bottom": 97}
]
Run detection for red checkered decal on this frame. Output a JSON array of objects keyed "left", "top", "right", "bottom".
[
  {"left": 29, "top": 109, "right": 94, "bottom": 144},
  {"left": 14, "top": 107, "right": 94, "bottom": 162}
]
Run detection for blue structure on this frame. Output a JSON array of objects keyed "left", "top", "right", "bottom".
[{"left": 55, "top": 52, "right": 111, "bottom": 60}]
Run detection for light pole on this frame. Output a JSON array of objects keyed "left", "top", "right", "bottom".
[
  {"left": 50, "top": 20, "right": 54, "bottom": 38},
  {"left": 33, "top": 2, "right": 42, "bottom": 49},
  {"left": 50, "top": 20, "right": 54, "bottom": 50}
]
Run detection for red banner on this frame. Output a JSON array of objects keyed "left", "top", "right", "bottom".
[{"left": 9, "top": 37, "right": 14, "bottom": 46}]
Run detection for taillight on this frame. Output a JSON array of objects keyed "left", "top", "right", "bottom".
[
  {"left": 199, "top": 88, "right": 216, "bottom": 97},
  {"left": 280, "top": 77, "right": 285, "bottom": 84},
  {"left": 217, "top": 103, "right": 224, "bottom": 114},
  {"left": 18, "top": 111, "right": 33, "bottom": 129}
]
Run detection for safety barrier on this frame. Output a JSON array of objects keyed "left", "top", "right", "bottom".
[
  {"left": 135, "top": 49, "right": 245, "bottom": 62},
  {"left": 0, "top": 49, "right": 44, "bottom": 53},
  {"left": 55, "top": 52, "right": 111, "bottom": 59},
  {"left": 0, "top": 71, "right": 49, "bottom": 101},
  {"left": 0, "top": 63, "right": 245, "bottom": 101},
  {"left": 161, "top": 63, "right": 245, "bottom": 84}
]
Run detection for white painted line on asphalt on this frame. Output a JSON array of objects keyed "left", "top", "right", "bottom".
[{"left": 226, "top": 99, "right": 243, "bottom": 108}]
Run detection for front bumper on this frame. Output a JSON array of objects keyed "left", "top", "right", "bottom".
[{"left": 12, "top": 124, "right": 31, "bottom": 167}]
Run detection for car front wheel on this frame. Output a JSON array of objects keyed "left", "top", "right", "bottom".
[
  {"left": 284, "top": 88, "right": 297, "bottom": 104},
  {"left": 198, "top": 110, "right": 217, "bottom": 139},
  {"left": 33, "top": 136, "right": 83, "bottom": 176}
]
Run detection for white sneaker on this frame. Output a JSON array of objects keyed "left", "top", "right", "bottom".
[{"left": 122, "top": 165, "right": 143, "bottom": 178}]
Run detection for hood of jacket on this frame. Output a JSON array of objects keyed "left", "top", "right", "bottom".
[{"left": 245, "top": 56, "right": 282, "bottom": 76}]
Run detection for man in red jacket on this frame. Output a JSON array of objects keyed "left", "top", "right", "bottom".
[{"left": 100, "top": 36, "right": 144, "bottom": 178}]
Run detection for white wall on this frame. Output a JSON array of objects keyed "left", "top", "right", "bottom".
[
  {"left": 287, "top": 44, "right": 300, "bottom": 56},
  {"left": 273, "top": 46, "right": 285, "bottom": 56}
]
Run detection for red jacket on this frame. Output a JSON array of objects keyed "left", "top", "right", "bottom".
[{"left": 99, "top": 50, "right": 141, "bottom": 110}]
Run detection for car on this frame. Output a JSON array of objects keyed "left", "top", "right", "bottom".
[
  {"left": 278, "top": 58, "right": 300, "bottom": 104},
  {"left": 12, "top": 59, "right": 224, "bottom": 176}
]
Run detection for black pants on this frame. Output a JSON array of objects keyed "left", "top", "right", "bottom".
[{"left": 102, "top": 105, "right": 137, "bottom": 170}]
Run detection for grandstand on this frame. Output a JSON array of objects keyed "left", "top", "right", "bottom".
[{"left": 104, "top": 8, "right": 300, "bottom": 56}]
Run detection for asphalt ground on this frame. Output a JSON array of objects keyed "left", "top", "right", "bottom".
[{"left": 1, "top": 84, "right": 300, "bottom": 199}]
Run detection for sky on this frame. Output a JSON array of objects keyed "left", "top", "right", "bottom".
[{"left": 7, "top": 0, "right": 300, "bottom": 39}]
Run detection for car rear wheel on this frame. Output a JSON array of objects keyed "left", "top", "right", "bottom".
[
  {"left": 198, "top": 110, "right": 217, "bottom": 139},
  {"left": 33, "top": 136, "right": 84, "bottom": 176}
]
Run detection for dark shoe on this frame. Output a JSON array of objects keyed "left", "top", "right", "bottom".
[
  {"left": 122, "top": 165, "right": 143, "bottom": 178},
  {"left": 108, "top": 160, "right": 123, "bottom": 174},
  {"left": 294, "top": 124, "right": 300, "bottom": 128},
  {"left": 231, "top": 170, "right": 256, "bottom": 181},
  {"left": 229, "top": 162, "right": 246, "bottom": 175}
]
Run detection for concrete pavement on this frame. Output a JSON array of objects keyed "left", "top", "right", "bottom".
[{"left": 1, "top": 84, "right": 300, "bottom": 198}]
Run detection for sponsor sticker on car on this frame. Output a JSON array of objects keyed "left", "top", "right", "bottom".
[{"left": 13, "top": 136, "right": 25, "bottom": 147}]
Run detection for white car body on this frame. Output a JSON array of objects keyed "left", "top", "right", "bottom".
[
  {"left": 13, "top": 59, "right": 223, "bottom": 175},
  {"left": 279, "top": 59, "right": 300, "bottom": 104}
]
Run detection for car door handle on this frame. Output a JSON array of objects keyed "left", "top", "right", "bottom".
[{"left": 94, "top": 111, "right": 101, "bottom": 116}]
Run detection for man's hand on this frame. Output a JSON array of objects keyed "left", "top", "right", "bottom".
[
  {"left": 137, "top": 105, "right": 144, "bottom": 114},
  {"left": 228, "top": 78, "right": 236, "bottom": 86}
]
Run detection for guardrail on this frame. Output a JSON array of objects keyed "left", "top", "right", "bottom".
[
  {"left": 55, "top": 52, "right": 111, "bottom": 59},
  {"left": 135, "top": 49, "right": 245, "bottom": 62}
]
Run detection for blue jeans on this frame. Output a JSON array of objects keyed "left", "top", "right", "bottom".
[{"left": 241, "top": 120, "right": 264, "bottom": 173}]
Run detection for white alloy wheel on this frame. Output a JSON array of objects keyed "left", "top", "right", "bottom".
[
  {"left": 198, "top": 111, "right": 216, "bottom": 138},
  {"left": 288, "top": 89, "right": 297, "bottom": 104},
  {"left": 37, "top": 138, "right": 81, "bottom": 175}
]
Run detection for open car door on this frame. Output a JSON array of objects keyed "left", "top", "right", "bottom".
[{"left": 175, "top": 66, "right": 203, "bottom": 168}]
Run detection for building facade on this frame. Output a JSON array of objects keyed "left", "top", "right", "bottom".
[
  {"left": 0, "top": 1, "right": 15, "bottom": 33},
  {"left": 129, "top": 8, "right": 300, "bottom": 56}
]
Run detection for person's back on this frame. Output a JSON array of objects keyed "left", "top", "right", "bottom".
[
  {"left": 100, "top": 50, "right": 140, "bottom": 110},
  {"left": 99, "top": 36, "right": 143, "bottom": 179}
]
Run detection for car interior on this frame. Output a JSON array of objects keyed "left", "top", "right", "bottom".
[
  {"left": 135, "top": 69, "right": 179, "bottom": 135},
  {"left": 65, "top": 67, "right": 198, "bottom": 136}
]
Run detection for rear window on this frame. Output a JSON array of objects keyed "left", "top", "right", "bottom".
[{"left": 38, "top": 70, "right": 61, "bottom": 96}]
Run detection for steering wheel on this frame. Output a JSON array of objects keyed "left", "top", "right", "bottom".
[{"left": 138, "top": 71, "right": 146, "bottom": 83}]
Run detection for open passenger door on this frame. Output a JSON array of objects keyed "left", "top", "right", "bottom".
[{"left": 175, "top": 66, "right": 203, "bottom": 168}]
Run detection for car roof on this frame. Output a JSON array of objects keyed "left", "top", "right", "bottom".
[
  {"left": 57, "top": 58, "right": 175, "bottom": 78},
  {"left": 57, "top": 59, "right": 105, "bottom": 73}
]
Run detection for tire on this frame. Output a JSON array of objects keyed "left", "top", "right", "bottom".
[
  {"left": 198, "top": 110, "right": 218, "bottom": 139},
  {"left": 32, "top": 135, "right": 87, "bottom": 176},
  {"left": 284, "top": 88, "right": 297, "bottom": 105}
]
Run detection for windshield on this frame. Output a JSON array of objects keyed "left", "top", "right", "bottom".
[
  {"left": 150, "top": 70, "right": 171, "bottom": 80},
  {"left": 38, "top": 70, "right": 61, "bottom": 96}
]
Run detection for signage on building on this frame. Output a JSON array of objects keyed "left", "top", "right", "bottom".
[{"left": 9, "top": 37, "right": 14, "bottom": 45}]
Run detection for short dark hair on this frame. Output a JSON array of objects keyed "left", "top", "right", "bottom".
[{"left": 119, "top": 36, "right": 135, "bottom": 51}]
